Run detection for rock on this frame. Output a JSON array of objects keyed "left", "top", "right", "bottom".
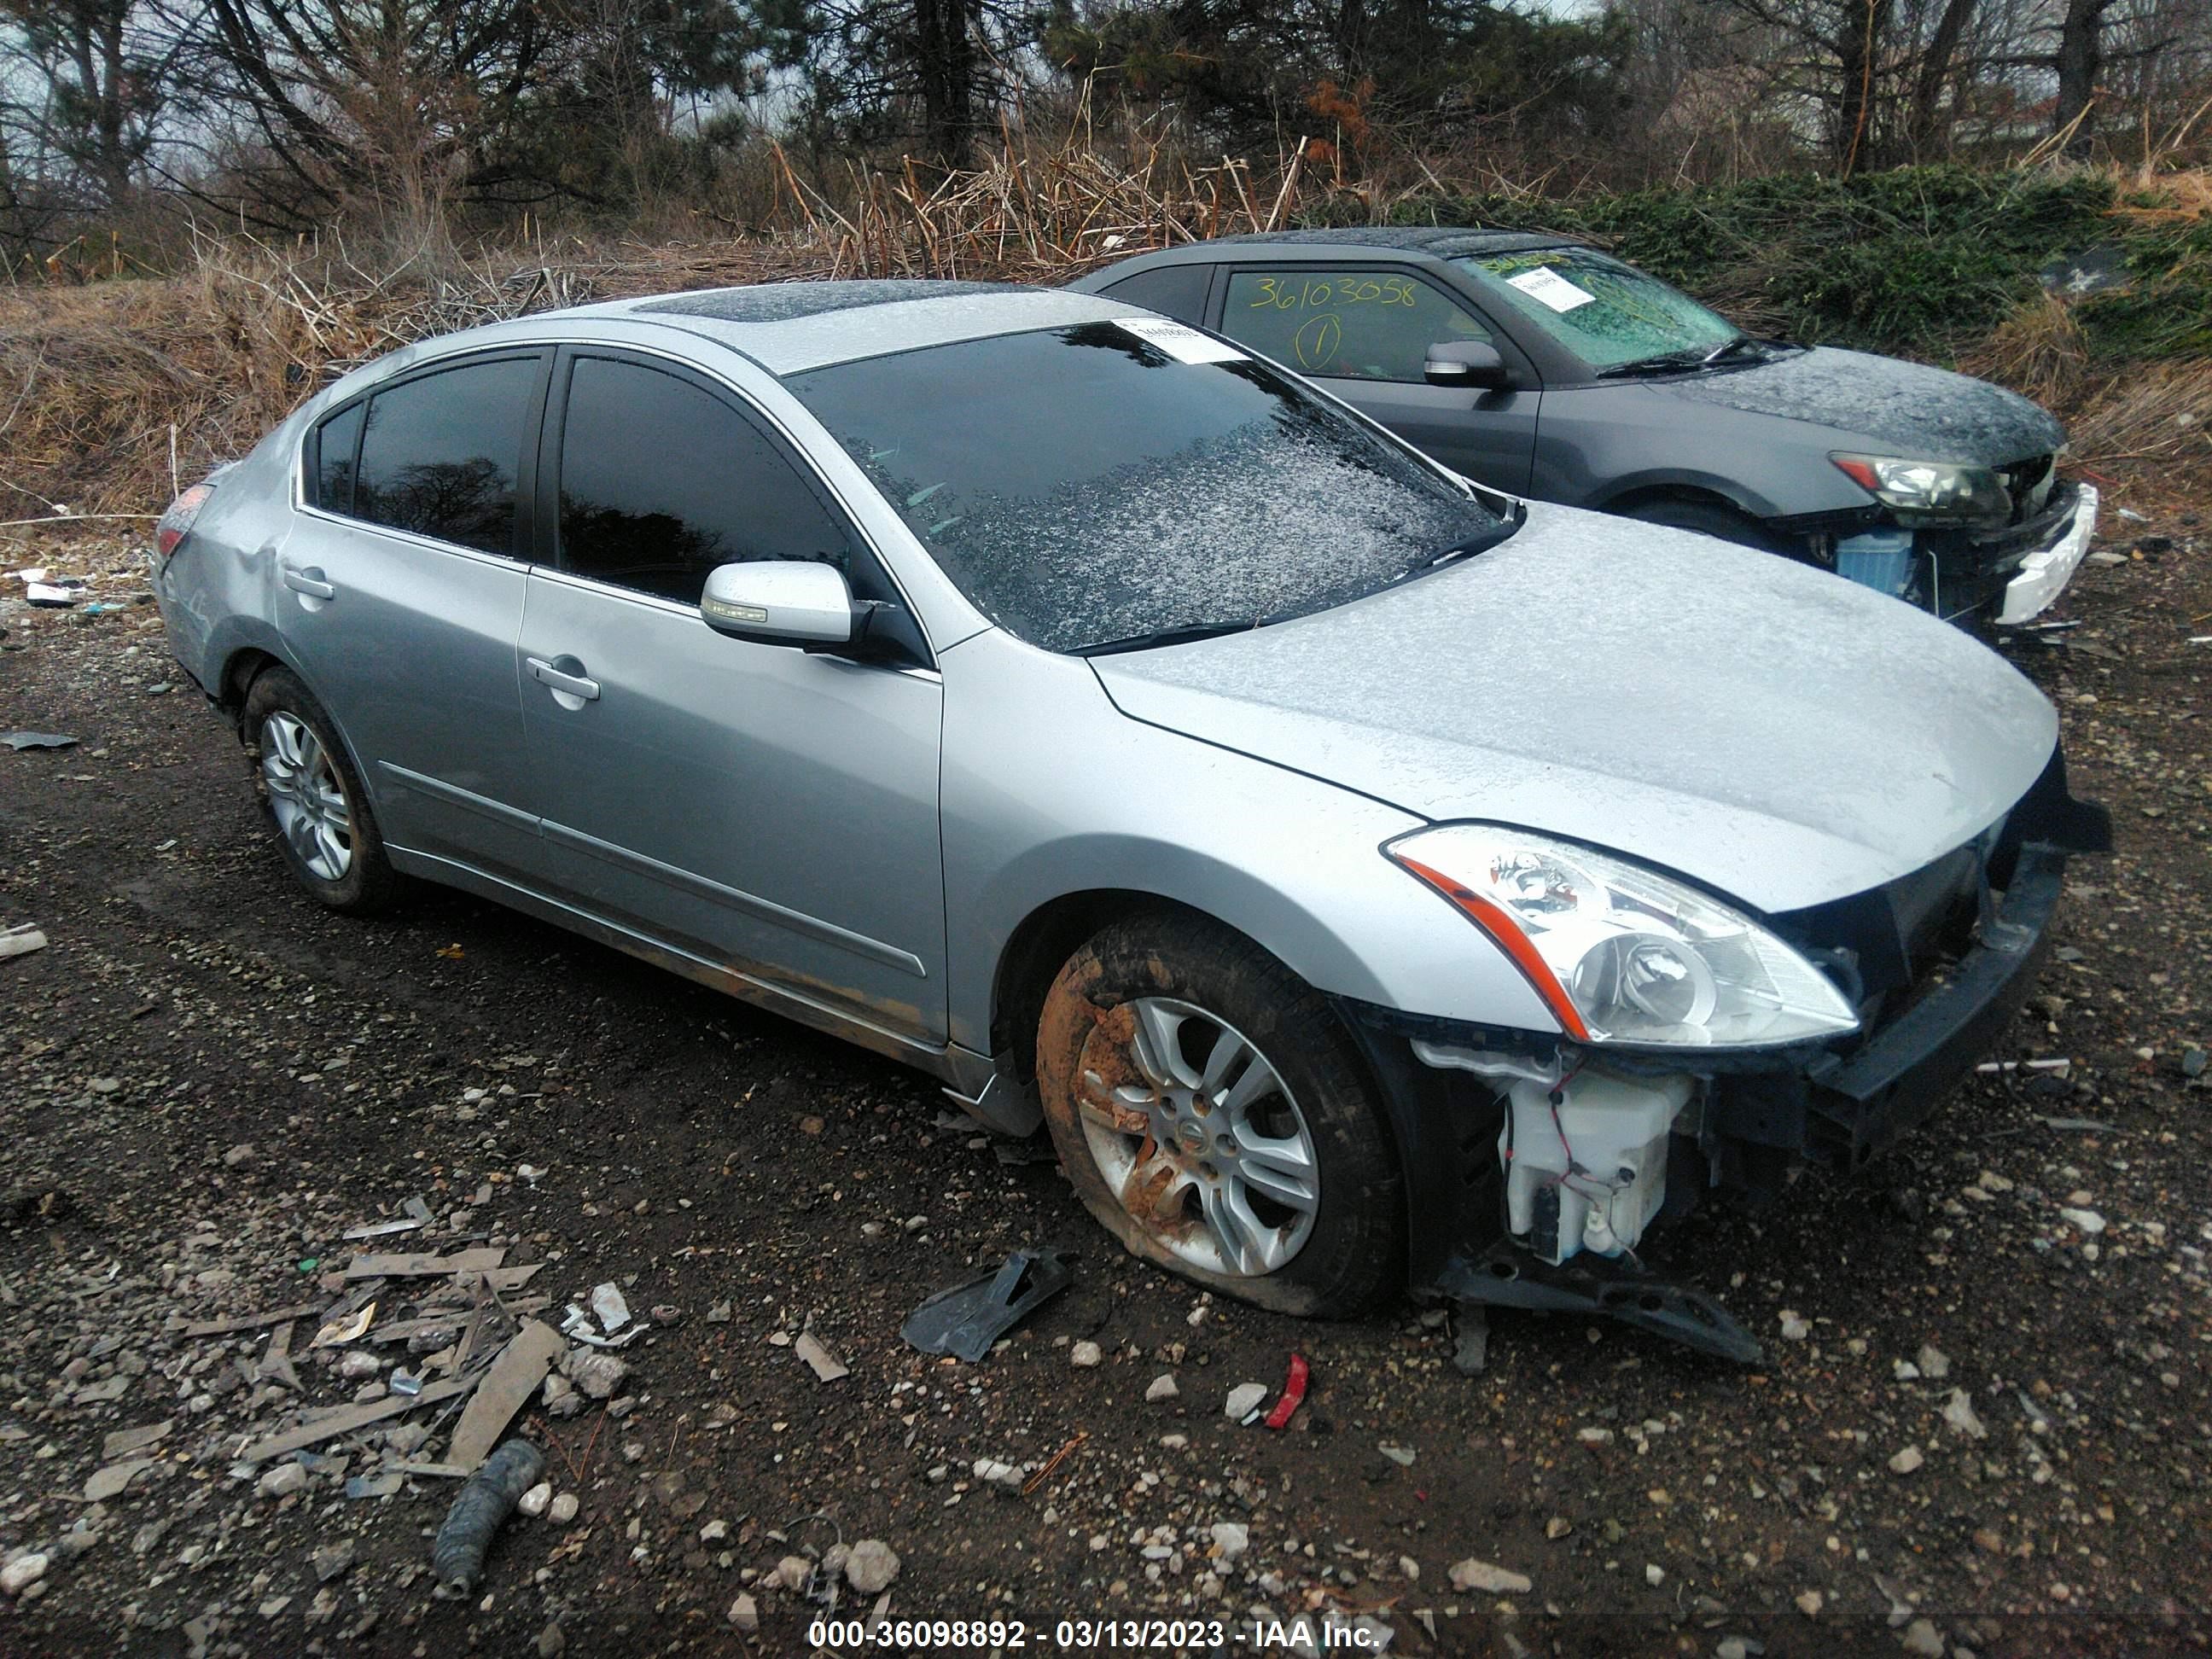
[
  {"left": 1889, "top": 1446, "right": 1924, "bottom": 1475},
  {"left": 536, "top": 1622, "right": 566, "bottom": 1657},
  {"left": 1225, "top": 1382, "right": 1269, "bottom": 1419},
  {"left": 701, "top": 1519, "right": 729, "bottom": 1543},
  {"left": 1145, "top": 1373, "right": 1179, "bottom": 1402},
  {"left": 1070, "top": 1340, "right": 1103, "bottom": 1368},
  {"left": 727, "top": 1592, "right": 759, "bottom": 1632},
  {"left": 845, "top": 1539, "right": 900, "bottom": 1594},
  {"left": 1778, "top": 1310, "right": 1811, "bottom": 1342},
  {"left": 1576, "top": 1426, "right": 1615, "bottom": 1447},
  {"left": 1796, "top": 1590, "right": 1825, "bottom": 1615},
  {"left": 1901, "top": 1618, "right": 1945, "bottom": 1656},
  {"left": 1, "top": 1554, "right": 49, "bottom": 1597},
  {"left": 547, "top": 1493, "right": 579, "bottom": 1525},
  {"left": 311, "top": 1539, "right": 355, "bottom": 1582},
  {"left": 1644, "top": 1563, "right": 1666, "bottom": 1586},
  {"left": 706, "top": 1302, "right": 732, "bottom": 1324},
  {"left": 1448, "top": 1557, "right": 1530, "bottom": 1595},
  {"left": 2060, "top": 1208, "right": 2107, "bottom": 1236},
  {"left": 1917, "top": 1343, "right": 1952, "bottom": 1380},
  {"left": 774, "top": 1555, "right": 812, "bottom": 1592},
  {"left": 336, "top": 1350, "right": 380, "bottom": 1380},
  {"left": 563, "top": 1348, "right": 629, "bottom": 1400},
  {"left": 1716, "top": 1639, "right": 1761, "bottom": 1659},
  {"left": 519, "top": 1481, "right": 552, "bottom": 1517},
  {"left": 221, "top": 1144, "right": 257, "bottom": 1168},
  {"left": 1545, "top": 1516, "right": 1573, "bottom": 1540},
  {"left": 1942, "top": 1388, "right": 1988, "bottom": 1441},
  {"left": 84, "top": 1459, "right": 150, "bottom": 1502},
  {"left": 972, "top": 1458, "right": 1024, "bottom": 1493},
  {"left": 1211, "top": 1522, "right": 1249, "bottom": 1561},
  {"left": 1399, "top": 1555, "right": 1419, "bottom": 1581},
  {"left": 259, "top": 1462, "right": 308, "bottom": 1499}
]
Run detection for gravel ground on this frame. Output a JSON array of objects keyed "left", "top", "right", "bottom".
[{"left": 0, "top": 515, "right": 2206, "bottom": 1658}]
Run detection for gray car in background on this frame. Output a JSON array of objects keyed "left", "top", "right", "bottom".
[
  {"left": 1072, "top": 230, "right": 2098, "bottom": 629},
  {"left": 150, "top": 282, "right": 2106, "bottom": 1358}
]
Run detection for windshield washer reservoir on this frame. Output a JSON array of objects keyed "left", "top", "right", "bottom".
[{"left": 1504, "top": 1072, "right": 1692, "bottom": 1265}]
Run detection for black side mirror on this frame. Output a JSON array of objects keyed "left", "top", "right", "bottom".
[{"left": 1424, "top": 340, "right": 1513, "bottom": 391}]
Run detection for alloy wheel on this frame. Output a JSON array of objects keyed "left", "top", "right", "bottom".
[{"left": 259, "top": 711, "right": 353, "bottom": 882}]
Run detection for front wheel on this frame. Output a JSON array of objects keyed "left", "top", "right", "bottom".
[
  {"left": 1034, "top": 913, "right": 1404, "bottom": 1317},
  {"left": 1620, "top": 497, "right": 1789, "bottom": 556}
]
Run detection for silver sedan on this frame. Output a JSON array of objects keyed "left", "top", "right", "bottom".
[{"left": 150, "top": 282, "right": 2105, "bottom": 1356}]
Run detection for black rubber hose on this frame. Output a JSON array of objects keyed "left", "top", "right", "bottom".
[{"left": 431, "top": 1439, "right": 544, "bottom": 1593}]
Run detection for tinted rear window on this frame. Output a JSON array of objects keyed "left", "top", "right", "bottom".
[
  {"left": 785, "top": 323, "right": 1497, "bottom": 654},
  {"left": 353, "top": 355, "right": 540, "bottom": 556},
  {"left": 312, "top": 400, "right": 364, "bottom": 514}
]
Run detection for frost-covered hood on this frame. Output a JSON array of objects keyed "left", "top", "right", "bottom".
[
  {"left": 1662, "top": 345, "right": 2064, "bottom": 466},
  {"left": 1092, "top": 504, "right": 2058, "bottom": 913}
]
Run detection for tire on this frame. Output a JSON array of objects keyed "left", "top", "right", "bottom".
[
  {"left": 1621, "top": 497, "right": 1788, "bottom": 555},
  {"left": 239, "top": 667, "right": 401, "bottom": 914},
  {"left": 1035, "top": 912, "right": 1405, "bottom": 1317}
]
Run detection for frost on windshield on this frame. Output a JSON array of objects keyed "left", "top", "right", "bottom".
[
  {"left": 894, "top": 417, "right": 1485, "bottom": 653},
  {"left": 790, "top": 323, "right": 1498, "bottom": 655}
]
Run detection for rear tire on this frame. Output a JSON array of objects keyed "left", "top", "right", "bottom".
[
  {"left": 1035, "top": 912, "right": 1404, "bottom": 1317},
  {"left": 1621, "top": 497, "right": 1788, "bottom": 555},
  {"left": 240, "top": 667, "right": 401, "bottom": 915}
]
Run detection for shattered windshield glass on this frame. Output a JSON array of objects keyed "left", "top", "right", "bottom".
[
  {"left": 1455, "top": 248, "right": 1739, "bottom": 372},
  {"left": 785, "top": 321, "right": 1504, "bottom": 655}
]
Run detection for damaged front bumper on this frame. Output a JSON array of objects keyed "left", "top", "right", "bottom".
[
  {"left": 1802, "top": 479, "right": 2099, "bottom": 628},
  {"left": 1339, "top": 757, "right": 2110, "bottom": 1363}
]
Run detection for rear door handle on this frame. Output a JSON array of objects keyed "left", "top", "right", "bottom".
[
  {"left": 527, "top": 655, "right": 601, "bottom": 702},
  {"left": 282, "top": 563, "right": 335, "bottom": 600}
]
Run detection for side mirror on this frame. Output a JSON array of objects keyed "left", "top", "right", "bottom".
[
  {"left": 701, "top": 561, "right": 858, "bottom": 649},
  {"left": 1424, "top": 340, "right": 1513, "bottom": 391}
]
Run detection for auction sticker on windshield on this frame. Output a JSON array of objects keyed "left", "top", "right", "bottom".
[
  {"left": 1115, "top": 317, "right": 1247, "bottom": 364},
  {"left": 1504, "top": 265, "right": 1597, "bottom": 313}
]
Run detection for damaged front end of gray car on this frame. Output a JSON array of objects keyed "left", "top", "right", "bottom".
[{"left": 1336, "top": 751, "right": 2110, "bottom": 1364}]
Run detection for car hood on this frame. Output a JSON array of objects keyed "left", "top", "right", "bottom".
[
  {"left": 1659, "top": 345, "right": 2064, "bottom": 466},
  {"left": 1091, "top": 504, "right": 2058, "bottom": 914}
]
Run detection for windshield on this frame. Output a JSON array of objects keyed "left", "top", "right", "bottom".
[
  {"left": 785, "top": 321, "right": 1503, "bottom": 655},
  {"left": 1455, "top": 248, "right": 1738, "bottom": 372}
]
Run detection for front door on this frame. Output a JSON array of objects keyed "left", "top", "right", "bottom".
[
  {"left": 517, "top": 348, "right": 947, "bottom": 1045},
  {"left": 1212, "top": 265, "right": 1541, "bottom": 494}
]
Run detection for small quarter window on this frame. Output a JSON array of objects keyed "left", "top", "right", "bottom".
[
  {"left": 1220, "top": 270, "right": 1492, "bottom": 383},
  {"left": 353, "top": 355, "right": 540, "bottom": 556},
  {"left": 311, "top": 400, "right": 364, "bottom": 514}
]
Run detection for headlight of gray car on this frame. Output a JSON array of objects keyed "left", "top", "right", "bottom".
[
  {"left": 1386, "top": 826, "right": 1862, "bottom": 1047},
  {"left": 1831, "top": 452, "right": 2011, "bottom": 523}
]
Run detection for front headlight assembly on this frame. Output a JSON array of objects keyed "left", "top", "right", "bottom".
[
  {"left": 1831, "top": 452, "right": 2010, "bottom": 524},
  {"left": 1387, "top": 826, "right": 1861, "bottom": 1048}
]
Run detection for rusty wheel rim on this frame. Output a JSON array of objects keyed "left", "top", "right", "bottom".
[{"left": 1074, "top": 996, "right": 1318, "bottom": 1278}]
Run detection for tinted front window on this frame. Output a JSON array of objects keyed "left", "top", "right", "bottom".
[
  {"left": 1221, "top": 270, "right": 1491, "bottom": 381},
  {"left": 787, "top": 323, "right": 1500, "bottom": 654},
  {"left": 1456, "top": 248, "right": 1736, "bottom": 371},
  {"left": 312, "top": 400, "right": 364, "bottom": 514},
  {"left": 556, "top": 357, "right": 856, "bottom": 605},
  {"left": 353, "top": 356, "right": 538, "bottom": 555}
]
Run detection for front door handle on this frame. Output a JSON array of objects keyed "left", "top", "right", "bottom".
[
  {"left": 527, "top": 655, "right": 601, "bottom": 702},
  {"left": 281, "top": 563, "right": 335, "bottom": 600}
]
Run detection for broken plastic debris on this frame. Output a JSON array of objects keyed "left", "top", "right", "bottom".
[
  {"left": 311, "top": 1302, "right": 375, "bottom": 1348},
  {"left": 900, "top": 1248, "right": 1073, "bottom": 1362},
  {"left": 341, "top": 1218, "right": 428, "bottom": 1242},
  {"left": 0, "top": 923, "right": 48, "bottom": 959},
  {"left": 795, "top": 1332, "right": 850, "bottom": 1382},
  {"left": 3, "top": 733, "right": 78, "bottom": 751},
  {"left": 1265, "top": 1353, "right": 1310, "bottom": 1429},
  {"left": 431, "top": 1439, "right": 544, "bottom": 1594},
  {"left": 589, "top": 1283, "right": 631, "bottom": 1334},
  {"left": 345, "top": 1471, "right": 403, "bottom": 1500},
  {"left": 559, "top": 1305, "right": 643, "bottom": 1348}
]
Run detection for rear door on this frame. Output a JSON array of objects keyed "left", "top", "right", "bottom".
[
  {"left": 1209, "top": 265, "right": 1540, "bottom": 493},
  {"left": 517, "top": 348, "right": 948, "bottom": 1045},
  {"left": 283, "top": 350, "right": 548, "bottom": 880}
]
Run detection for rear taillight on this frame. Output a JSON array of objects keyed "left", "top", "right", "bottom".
[{"left": 154, "top": 482, "right": 213, "bottom": 560}]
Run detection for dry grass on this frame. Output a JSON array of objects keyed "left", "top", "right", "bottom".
[
  {"left": 2069, "top": 361, "right": 2212, "bottom": 469},
  {"left": 1960, "top": 291, "right": 2094, "bottom": 410}
]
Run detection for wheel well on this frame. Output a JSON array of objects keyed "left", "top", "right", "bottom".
[
  {"left": 989, "top": 890, "right": 1220, "bottom": 1083},
  {"left": 217, "top": 648, "right": 283, "bottom": 723},
  {"left": 1603, "top": 483, "right": 1751, "bottom": 520}
]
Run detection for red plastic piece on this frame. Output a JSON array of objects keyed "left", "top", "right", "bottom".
[{"left": 1264, "top": 1353, "right": 1310, "bottom": 1429}]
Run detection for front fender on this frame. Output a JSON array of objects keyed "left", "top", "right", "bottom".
[{"left": 938, "top": 631, "right": 1562, "bottom": 1057}]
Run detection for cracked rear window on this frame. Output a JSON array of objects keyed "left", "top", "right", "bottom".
[{"left": 785, "top": 322, "right": 1499, "bottom": 655}]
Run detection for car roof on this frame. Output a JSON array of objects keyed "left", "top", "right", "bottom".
[
  {"left": 543, "top": 280, "right": 1137, "bottom": 375},
  {"left": 1150, "top": 227, "right": 1585, "bottom": 261}
]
